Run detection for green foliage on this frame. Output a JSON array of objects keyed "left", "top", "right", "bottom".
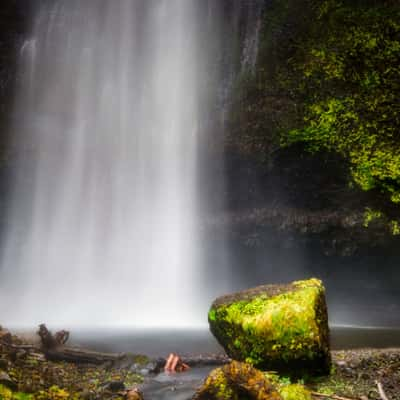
[
  {"left": 363, "top": 208, "right": 383, "bottom": 228},
  {"left": 284, "top": 3, "right": 400, "bottom": 207},
  {"left": 0, "top": 385, "right": 33, "bottom": 400},
  {"left": 227, "top": 0, "right": 400, "bottom": 224},
  {"left": 35, "top": 386, "right": 71, "bottom": 400}
]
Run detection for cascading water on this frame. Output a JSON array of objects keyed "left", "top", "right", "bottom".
[
  {"left": 0, "top": 0, "right": 263, "bottom": 329},
  {"left": 0, "top": 0, "right": 203, "bottom": 328}
]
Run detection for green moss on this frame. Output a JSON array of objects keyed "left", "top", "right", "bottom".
[
  {"left": 209, "top": 279, "right": 330, "bottom": 375},
  {"left": 35, "top": 386, "right": 71, "bottom": 400},
  {"left": 193, "top": 361, "right": 282, "bottom": 400},
  {"left": 208, "top": 309, "right": 216, "bottom": 322},
  {"left": 280, "top": 384, "right": 312, "bottom": 400},
  {"left": 130, "top": 354, "right": 150, "bottom": 366},
  {"left": 0, "top": 385, "right": 33, "bottom": 400}
]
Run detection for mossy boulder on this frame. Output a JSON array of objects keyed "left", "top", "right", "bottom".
[
  {"left": 192, "top": 361, "right": 282, "bottom": 400},
  {"left": 280, "top": 384, "right": 312, "bottom": 400},
  {"left": 208, "top": 278, "right": 331, "bottom": 376}
]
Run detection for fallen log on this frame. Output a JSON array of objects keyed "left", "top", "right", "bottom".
[
  {"left": 44, "top": 348, "right": 229, "bottom": 367},
  {"left": 44, "top": 347, "right": 125, "bottom": 365}
]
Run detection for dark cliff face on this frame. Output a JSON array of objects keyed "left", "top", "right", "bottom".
[
  {"left": 0, "top": 1, "right": 31, "bottom": 156},
  {"left": 219, "top": 0, "right": 400, "bottom": 256}
]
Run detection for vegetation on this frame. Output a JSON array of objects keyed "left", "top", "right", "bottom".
[{"left": 227, "top": 0, "right": 400, "bottom": 225}]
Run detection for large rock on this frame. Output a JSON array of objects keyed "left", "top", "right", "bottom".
[
  {"left": 208, "top": 278, "right": 331, "bottom": 375},
  {"left": 193, "top": 361, "right": 282, "bottom": 400}
]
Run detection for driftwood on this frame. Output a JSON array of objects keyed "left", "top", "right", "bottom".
[
  {"left": 43, "top": 349, "right": 229, "bottom": 367},
  {"left": 376, "top": 381, "right": 390, "bottom": 400},
  {"left": 38, "top": 324, "right": 69, "bottom": 349},
  {"left": 311, "top": 392, "right": 358, "bottom": 400},
  {"left": 44, "top": 347, "right": 124, "bottom": 365},
  {"left": 36, "top": 324, "right": 124, "bottom": 364},
  {"left": 174, "top": 354, "right": 231, "bottom": 367},
  {"left": 4, "top": 324, "right": 231, "bottom": 367}
]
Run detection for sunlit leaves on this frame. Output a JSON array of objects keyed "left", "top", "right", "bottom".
[{"left": 284, "top": 3, "right": 400, "bottom": 209}]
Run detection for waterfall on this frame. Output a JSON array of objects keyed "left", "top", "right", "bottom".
[
  {"left": 0, "top": 0, "right": 202, "bottom": 328},
  {"left": 0, "top": 0, "right": 263, "bottom": 329}
]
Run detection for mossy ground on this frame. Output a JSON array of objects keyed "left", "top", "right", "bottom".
[
  {"left": 310, "top": 349, "right": 400, "bottom": 400},
  {"left": 0, "top": 342, "right": 143, "bottom": 400},
  {"left": 209, "top": 279, "right": 330, "bottom": 374},
  {"left": 267, "top": 348, "right": 400, "bottom": 400}
]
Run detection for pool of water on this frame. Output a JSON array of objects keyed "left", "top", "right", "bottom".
[{"left": 69, "top": 326, "right": 400, "bottom": 357}]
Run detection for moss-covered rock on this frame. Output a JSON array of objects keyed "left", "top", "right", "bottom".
[
  {"left": 192, "top": 361, "right": 282, "bottom": 400},
  {"left": 208, "top": 278, "right": 331, "bottom": 376},
  {"left": 279, "top": 384, "right": 312, "bottom": 400}
]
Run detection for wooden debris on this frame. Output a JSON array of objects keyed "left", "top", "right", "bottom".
[
  {"left": 37, "top": 324, "right": 70, "bottom": 349},
  {"left": 44, "top": 347, "right": 124, "bottom": 365},
  {"left": 311, "top": 391, "right": 358, "bottom": 400},
  {"left": 376, "top": 381, "right": 390, "bottom": 400}
]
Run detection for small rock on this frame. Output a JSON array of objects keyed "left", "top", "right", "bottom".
[
  {"left": 360, "top": 372, "right": 370, "bottom": 380},
  {"left": 80, "top": 389, "right": 95, "bottom": 400},
  {"left": 343, "top": 367, "right": 355, "bottom": 377},
  {"left": 0, "top": 371, "right": 17, "bottom": 390},
  {"left": 137, "top": 360, "right": 159, "bottom": 375},
  {"left": 126, "top": 388, "right": 144, "bottom": 400},
  {"left": 105, "top": 380, "right": 125, "bottom": 392},
  {"left": 139, "top": 368, "right": 150, "bottom": 375},
  {"left": 336, "top": 360, "right": 347, "bottom": 367}
]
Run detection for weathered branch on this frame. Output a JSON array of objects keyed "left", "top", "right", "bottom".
[
  {"left": 37, "top": 324, "right": 70, "bottom": 349},
  {"left": 311, "top": 391, "right": 357, "bottom": 400},
  {"left": 376, "top": 381, "right": 390, "bottom": 400},
  {"left": 174, "top": 355, "right": 231, "bottom": 367},
  {"left": 44, "top": 347, "right": 125, "bottom": 365}
]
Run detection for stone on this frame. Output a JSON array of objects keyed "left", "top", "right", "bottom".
[
  {"left": 103, "top": 380, "right": 125, "bottom": 392},
  {"left": 208, "top": 278, "right": 331, "bottom": 376},
  {"left": 336, "top": 360, "right": 347, "bottom": 367},
  {"left": 192, "top": 361, "right": 282, "bottom": 400},
  {"left": 0, "top": 371, "right": 17, "bottom": 390},
  {"left": 126, "top": 388, "right": 144, "bottom": 400}
]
